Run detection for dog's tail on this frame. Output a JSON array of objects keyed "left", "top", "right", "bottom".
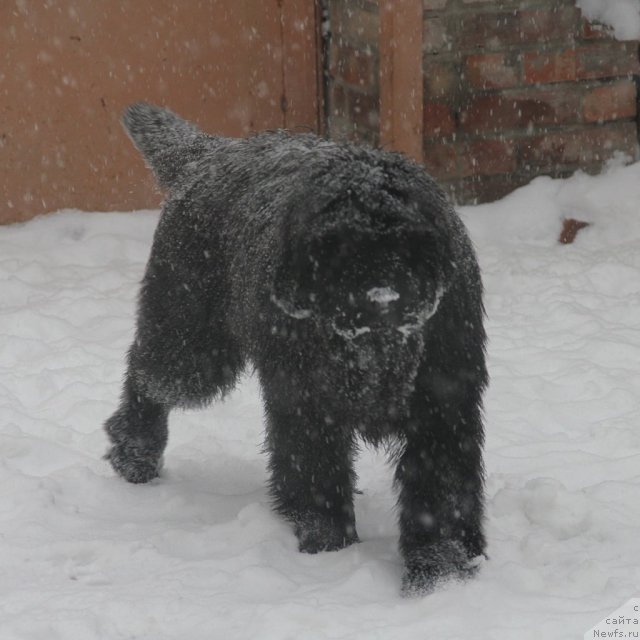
[{"left": 122, "top": 102, "right": 207, "bottom": 190}]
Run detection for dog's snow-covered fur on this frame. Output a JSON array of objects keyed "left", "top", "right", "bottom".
[{"left": 105, "top": 103, "right": 488, "bottom": 595}]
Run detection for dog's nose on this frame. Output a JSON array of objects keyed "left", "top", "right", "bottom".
[
  {"left": 335, "top": 287, "right": 405, "bottom": 332},
  {"left": 366, "top": 287, "right": 400, "bottom": 313}
]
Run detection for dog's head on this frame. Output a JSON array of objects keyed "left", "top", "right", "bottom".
[
  {"left": 301, "top": 223, "right": 444, "bottom": 338},
  {"left": 273, "top": 177, "right": 454, "bottom": 342}
]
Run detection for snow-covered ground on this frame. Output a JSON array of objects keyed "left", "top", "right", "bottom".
[{"left": 1, "top": 159, "right": 639, "bottom": 639}]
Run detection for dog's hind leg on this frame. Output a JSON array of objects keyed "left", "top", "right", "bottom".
[{"left": 105, "top": 202, "right": 243, "bottom": 483}]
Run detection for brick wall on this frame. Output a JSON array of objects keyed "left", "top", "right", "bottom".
[
  {"left": 424, "top": 0, "right": 640, "bottom": 203},
  {"left": 326, "top": 0, "right": 640, "bottom": 204}
]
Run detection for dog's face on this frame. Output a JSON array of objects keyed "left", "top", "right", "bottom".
[
  {"left": 276, "top": 220, "right": 445, "bottom": 344},
  {"left": 271, "top": 220, "right": 443, "bottom": 424},
  {"left": 270, "top": 156, "right": 456, "bottom": 346},
  {"left": 269, "top": 184, "right": 455, "bottom": 420},
  {"left": 307, "top": 224, "right": 443, "bottom": 337}
]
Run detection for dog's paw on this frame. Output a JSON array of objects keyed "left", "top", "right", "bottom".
[
  {"left": 295, "top": 515, "right": 360, "bottom": 553},
  {"left": 105, "top": 442, "right": 163, "bottom": 484},
  {"left": 401, "top": 541, "right": 484, "bottom": 597}
]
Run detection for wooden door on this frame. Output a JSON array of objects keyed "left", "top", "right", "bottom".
[{"left": 0, "top": 0, "right": 321, "bottom": 223}]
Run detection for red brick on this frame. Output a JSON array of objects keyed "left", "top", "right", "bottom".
[
  {"left": 458, "top": 7, "right": 580, "bottom": 50},
  {"left": 424, "top": 16, "right": 451, "bottom": 53},
  {"left": 576, "top": 42, "right": 640, "bottom": 80},
  {"left": 465, "top": 53, "right": 520, "bottom": 89},
  {"left": 559, "top": 218, "right": 590, "bottom": 244},
  {"left": 423, "top": 0, "right": 448, "bottom": 10},
  {"left": 523, "top": 49, "right": 577, "bottom": 84},
  {"left": 423, "top": 59, "right": 460, "bottom": 98},
  {"left": 423, "top": 140, "right": 459, "bottom": 179},
  {"left": 462, "top": 139, "right": 517, "bottom": 177},
  {"left": 457, "top": 11, "right": 519, "bottom": 50},
  {"left": 459, "top": 87, "right": 582, "bottom": 133},
  {"left": 519, "top": 122, "right": 638, "bottom": 170},
  {"left": 581, "top": 19, "right": 616, "bottom": 40},
  {"left": 518, "top": 7, "right": 581, "bottom": 43},
  {"left": 451, "top": 173, "right": 532, "bottom": 205},
  {"left": 583, "top": 80, "right": 637, "bottom": 123},
  {"left": 424, "top": 101, "right": 456, "bottom": 136}
]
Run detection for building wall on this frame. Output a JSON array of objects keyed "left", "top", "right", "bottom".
[
  {"left": 3, "top": 0, "right": 638, "bottom": 219},
  {"left": 0, "top": 0, "right": 320, "bottom": 224},
  {"left": 327, "top": 0, "right": 640, "bottom": 204},
  {"left": 423, "top": 0, "right": 640, "bottom": 203}
]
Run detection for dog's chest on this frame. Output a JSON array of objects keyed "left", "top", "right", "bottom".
[{"left": 314, "top": 330, "right": 424, "bottom": 430}]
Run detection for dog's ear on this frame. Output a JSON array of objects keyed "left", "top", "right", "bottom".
[{"left": 121, "top": 102, "right": 205, "bottom": 190}]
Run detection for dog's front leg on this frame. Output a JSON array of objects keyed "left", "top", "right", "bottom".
[
  {"left": 104, "top": 375, "right": 168, "bottom": 484},
  {"left": 262, "top": 381, "right": 360, "bottom": 553},
  {"left": 394, "top": 378, "right": 487, "bottom": 596}
]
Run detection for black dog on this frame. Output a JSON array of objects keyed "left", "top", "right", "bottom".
[{"left": 105, "top": 103, "right": 488, "bottom": 596}]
